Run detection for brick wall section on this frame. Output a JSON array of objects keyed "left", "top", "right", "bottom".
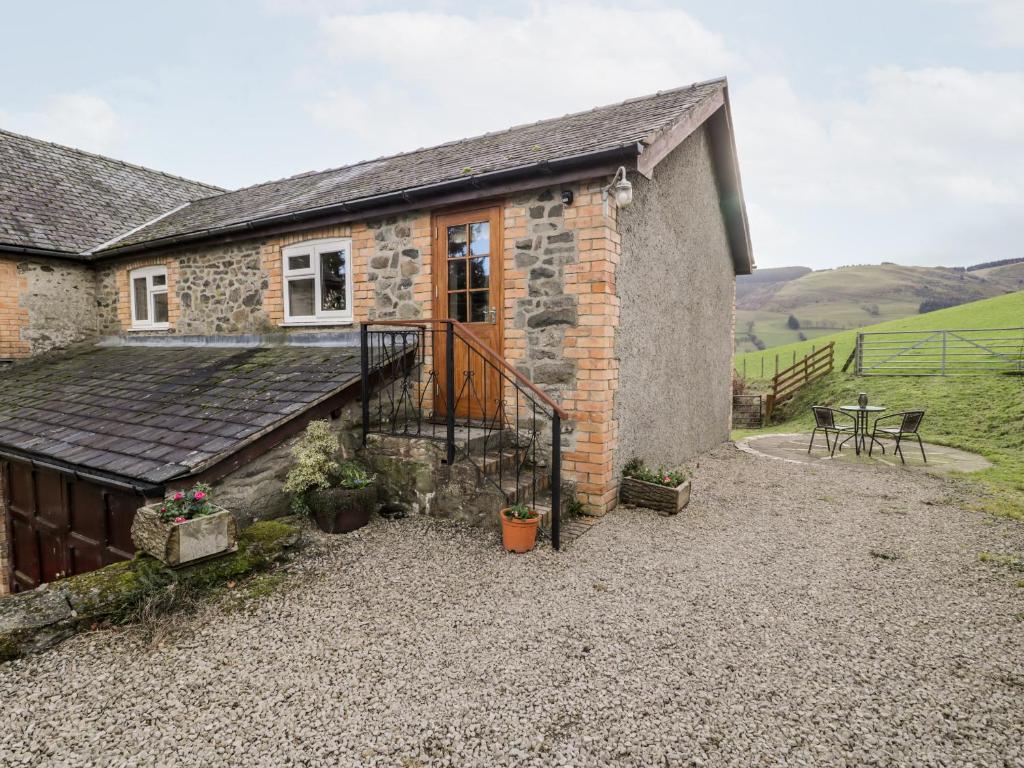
[
  {"left": 503, "top": 181, "right": 621, "bottom": 514},
  {"left": 0, "top": 258, "right": 30, "bottom": 359},
  {"left": 563, "top": 181, "right": 622, "bottom": 512}
]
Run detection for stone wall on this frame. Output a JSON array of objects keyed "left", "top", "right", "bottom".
[
  {"left": 508, "top": 190, "right": 579, "bottom": 389},
  {"left": 0, "top": 256, "right": 98, "bottom": 360},
  {"left": 364, "top": 214, "right": 432, "bottom": 321},
  {"left": 179, "top": 400, "right": 365, "bottom": 528},
  {"left": 175, "top": 241, "right": 271, "bottom": 334},
  {"left": 20, "top": 258, "right": 97, "bottom": 354},
  {"left": 614, "top": 125, "right": 736, "bottom": 477}
]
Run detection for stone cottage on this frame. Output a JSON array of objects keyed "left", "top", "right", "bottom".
[{"left": 0, "top": 78, "right": 753, "bottom": 593}]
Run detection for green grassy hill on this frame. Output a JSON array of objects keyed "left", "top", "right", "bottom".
[
  {"left": 736, "top": 263, "right": 1023, "bottom": 353},
  {"left": 734, "top": 291, "right": 1024, "bottom": 520},
  {"left": 736, "top": 290, "right": 1024, "bottom": 381}
]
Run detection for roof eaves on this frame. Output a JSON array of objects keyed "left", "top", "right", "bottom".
[{"left": 0, "top": 243, "right": 80, "bottom": 260}]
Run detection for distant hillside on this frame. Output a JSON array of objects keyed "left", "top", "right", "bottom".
[
  {"left": 736, "top": 262, "right": 1024, "bottom": 352},
  {"left": 735, "top": 290, "right": 1024, "bottom": 380}
]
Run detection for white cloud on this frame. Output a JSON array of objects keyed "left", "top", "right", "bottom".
[
  {"left": 307, "top": 4, "right": 738, "bottom": 152},
  {"left": 735, "top": 66, "right": 1024, "bottom": 208},
  {"left": 1, "top": 92, "right": 122, "bottom": 153}
]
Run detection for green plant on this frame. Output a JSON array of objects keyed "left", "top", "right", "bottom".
[
  {"left": 622, "top": 457, "right": 689, "bottom": 488},
  {"left": 159, "top": 483, "right": 214, "bottom": 523},
  {"left": 284, "top": 420, "right": 341, "bottom": 499},
  {"left": 336, "top": 461, "right": 373, "bottom": 490},
  {"left": 504, "top": 503, "right": 537, "bottom": 520},
  {"left": 284, "top": 421, "right": 373, "bottom": 513}
]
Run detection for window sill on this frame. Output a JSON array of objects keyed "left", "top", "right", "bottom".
[
  {"left": 279, "top": 319, "right": 355, "bottom": 328},
  {"left": 128, "top": 325, "right": 171, "bottom": 332}
]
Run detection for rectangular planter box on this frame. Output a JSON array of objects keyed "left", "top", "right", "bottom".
[
  {"left": 620, "top": 477, "right": 691, "bottom": 515},
  {"left": 131, "top": 504, "right": 237, "bottom": 567}
]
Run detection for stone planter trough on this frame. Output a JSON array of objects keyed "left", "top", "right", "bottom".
[
  {"left": 131, "top": 504, "right": 238, "bottom": 567},
  {"left": 620, "top": 477, "right": 691, "bottom": 515}
]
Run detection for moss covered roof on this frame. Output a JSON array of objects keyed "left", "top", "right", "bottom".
[{"left": 0, "top": 345, "right": 361, "bottom": 485}]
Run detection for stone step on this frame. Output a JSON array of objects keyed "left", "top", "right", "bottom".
[{"left": 496, "top": 467, "right": 551, "bottom": 506}]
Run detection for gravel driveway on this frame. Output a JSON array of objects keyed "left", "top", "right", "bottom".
[{"left": 3, "top": 445, "right": 1023, "bottom": 767}]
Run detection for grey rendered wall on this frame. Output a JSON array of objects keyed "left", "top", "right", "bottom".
[{"left": 614, "top": 125, "right": 736, "bottom": 477}]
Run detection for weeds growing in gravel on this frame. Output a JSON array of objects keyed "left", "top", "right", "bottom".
[
  {"left": 869, "top": 549, "right": 901, "bottom": 561},
  {"left": 978, "top": 552, "right": 1024, "bottom": 571}
]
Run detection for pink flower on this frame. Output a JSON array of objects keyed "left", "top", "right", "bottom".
[
  {"left": 173, "top": 492, "right": 184, "bottom": 501},
  {"left": 160, "top": 507, "right": 167, "bottom": 513},
  {"left": 173, "top": 516, "right": 187, "bottom": 523},
  {"left": 194, "top": 491, "right": 206, "bottom": 500},
  {"left": 663, "top": 476, "right": 671, "bottom": 483}
]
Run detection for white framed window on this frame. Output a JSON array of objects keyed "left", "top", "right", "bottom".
[
  {"left": 282, "top": 238, "right": 354, "bottom": 325},
  {"left": 129, "top": 266, "right": 170, "bottom": 329}
]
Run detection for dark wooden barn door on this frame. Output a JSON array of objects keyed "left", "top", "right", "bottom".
[{"left": 4, "top": 460, "right": 141, "bottom": 592}]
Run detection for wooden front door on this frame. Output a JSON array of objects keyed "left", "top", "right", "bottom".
[
  {"left": 5, "top": 460, "right": 140, "bottom": 592},
  {"left": 433, "top": 206, "right": 503, "bottom": 421}
]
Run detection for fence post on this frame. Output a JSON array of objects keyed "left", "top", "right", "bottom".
[
  {"left": 775, "top": 354, "right": 779, "bottom": 375},
  {"left": 742, "top": 359, "right": 747, "bottom": 379},
  {"left": 360, "top": 323, "right": 370, "bottom": 447},
  {"left": 941, "top": 331, "right": 947, "bottom": 376},
  {"left": 445, "top": 321, "right": 456, "bottom": 465},
  {"left": 855, "top": 333, "right": 862, "bottom": 375},
  {"left": 760, "top": 357, "right": 764, "bottom": 378}
]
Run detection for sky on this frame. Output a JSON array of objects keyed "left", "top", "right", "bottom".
[{"left": 2, "top": 0, "right": 1022, "bottom": 270}]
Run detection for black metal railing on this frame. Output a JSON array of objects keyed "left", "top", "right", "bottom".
[{"left": 359, "top": 320, "right": 565, "bottom": 549}]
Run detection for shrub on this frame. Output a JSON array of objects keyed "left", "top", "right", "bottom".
[
  {"left": 622, "top": 457, "right": 688, "bottom": 488},
  {"left": 787, "top": 314, "right": 800, "bottom": 329},
  {"left": 284, "top": 420, "right": 340, "bottom": 498},
  {"left": 160, "top": 483, "right": 214, "bottom": 523},
  {"left": 731, "top": 371, "right": 747, "bottom": 396},
  {"left": 284, "top": 421, "right": 374, "bottom": 513}
]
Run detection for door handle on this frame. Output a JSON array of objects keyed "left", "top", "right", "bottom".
[{"left": 488, "top": 307, "right": 497, "bottom": 324}]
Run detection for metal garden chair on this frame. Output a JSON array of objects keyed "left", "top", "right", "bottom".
[
  {"left": 868, "top": 410, "right": 926, "bottom": 463},
  {"left": 808, "top": 406, "right": 856, "bottom": 456}
]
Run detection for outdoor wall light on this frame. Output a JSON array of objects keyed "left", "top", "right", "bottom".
[
  {"left": 561, "top": 190, "right": 574, "bottom": 206},
  {"left": 601, "top": 166, "right": 633, "bottom": 208}
]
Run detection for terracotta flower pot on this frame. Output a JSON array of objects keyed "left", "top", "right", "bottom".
[
  {"left": 308, "top": 485, "right": 377, "bottom": 534},
  {"left": 500, "top": 508, "right": 540, "bottom": 553}
]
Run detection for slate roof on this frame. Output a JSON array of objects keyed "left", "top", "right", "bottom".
[
  {"left": 0, "top": 129, "right": 222, "bottom": 255},
  {"left": 102, "top": 79, "right": 727, "bottom": 251},
  {"left": 0, "top": 345, "right": 362, "bottom": 486}
]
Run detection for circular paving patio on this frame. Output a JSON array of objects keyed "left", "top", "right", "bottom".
[{"left": 737, "top": 432, "right": 992, "bottom": 474}]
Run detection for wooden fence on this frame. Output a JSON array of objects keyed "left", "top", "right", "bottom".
[
  {"left": 765, "top": 342, "right": 834, "bottom": 420},
  {"left": 855, "top": 328, "right": 1024, "bottom": 376}
]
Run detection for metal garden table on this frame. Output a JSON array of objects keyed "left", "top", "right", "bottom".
[{"left": 838, "top": 405, "right": 886, "bottom": 455}]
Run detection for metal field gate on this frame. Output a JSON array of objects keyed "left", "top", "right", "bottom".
[{"left": 855, "top": 328, "right": 1024, "bottom": 376}]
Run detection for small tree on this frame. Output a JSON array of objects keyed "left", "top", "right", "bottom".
[{"left": 787, "top": 314, "right": 800, "bottom": 330}]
